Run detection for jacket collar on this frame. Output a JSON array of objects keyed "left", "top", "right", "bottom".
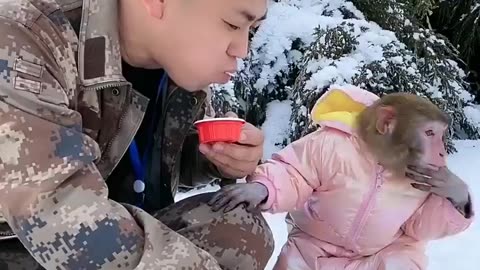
[{"left": 77, "top": 0, "right": 128, "bottom": 88}]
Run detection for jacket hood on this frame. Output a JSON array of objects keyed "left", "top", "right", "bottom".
[{"left": 311, "top": 85, "right": 379, "bottom": 134}]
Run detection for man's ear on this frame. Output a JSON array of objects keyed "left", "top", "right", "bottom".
[
  {"left": 376, "top": 106, "right": 396, "bottom": 135},
  {"left": 143, "top": 0, "right": 166, "bottom": 19}
]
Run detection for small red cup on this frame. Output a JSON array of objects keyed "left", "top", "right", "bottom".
[{"left": 194, "top": 118, "right": 246, "bottom": 144}]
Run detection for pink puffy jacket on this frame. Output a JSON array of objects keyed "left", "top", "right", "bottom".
[{"left": 249, "top": 87, "right": 473, "bottom": 270}]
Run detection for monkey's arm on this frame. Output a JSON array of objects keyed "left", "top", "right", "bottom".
[
  {"left": 247, "top": 129, "right": 333, "bottom": 213},
  {"left": 402, "top": 194, "right": 474, "bottom": 241}
]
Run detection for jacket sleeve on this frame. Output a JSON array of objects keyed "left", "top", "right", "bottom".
[
  {"left": 0, "top": 20, "right": 220, "bottom": 269},
  {"left": 247, "top": 128, "right": 334, "bottom": 213},
  {"left": 402, "top": 193, "right": 474, "bottom": 241}
]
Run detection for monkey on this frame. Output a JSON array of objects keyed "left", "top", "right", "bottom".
[
  {"left": 208, "top": 86, "right": 474, "bottom": 270},
  {"left": 357, "top": 92, "right": 450, "bottom": 177}
]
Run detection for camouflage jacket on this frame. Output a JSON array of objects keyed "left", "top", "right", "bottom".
[{"left": 0, "top": 0, "right": 222, "bottom": 268}]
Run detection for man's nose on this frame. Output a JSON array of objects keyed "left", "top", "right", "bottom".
[{"left": 227, "top": 33, "right": 249, "bottom": 59}]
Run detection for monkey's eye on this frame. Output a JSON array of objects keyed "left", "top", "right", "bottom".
[{"left": 425, "top": 130, "right": 435, "bottom": 137}]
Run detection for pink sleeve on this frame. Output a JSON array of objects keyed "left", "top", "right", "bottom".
[
  {"left": 247, "top": 129, "right": 333, "bottom": 213},
  {"left": 402, "top": 194, "right": 474, "bottom": 241}
]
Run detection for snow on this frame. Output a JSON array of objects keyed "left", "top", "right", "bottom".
[
  {"left": 175, "top": 184, "right": 220, "bottom": 202},
  {"left": 260, "top": 100, "right": 293, "bottom": 160},
  {"left": 464, "top": 105, "right": 480, "bottom": 128},
  {"left": 251, "top": 0, "right": 406, "bottom": 93},
  {"left": 247, "top": 0, "right": 379, "bottom": 91},
  {"left": 317, "top": 26, "right": 397, "bottom": 89}
]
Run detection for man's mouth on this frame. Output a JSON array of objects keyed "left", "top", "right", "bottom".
[{"left": 225, "top": 71, "right": 236, "bottom": 77}]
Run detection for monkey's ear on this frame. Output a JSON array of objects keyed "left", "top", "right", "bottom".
[{"left": 376, "top": 106, "right": 396, "bottom": 135}]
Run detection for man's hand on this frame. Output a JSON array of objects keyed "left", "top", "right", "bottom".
[
  {"left": 199, "top": 112, "right": 263, "bottom": 179},
  {"left": 208, "top": 183, "right": 269, "bottom": 212},
  {"left": 406, "top": 165, "right": 472, "bottom": 217}
]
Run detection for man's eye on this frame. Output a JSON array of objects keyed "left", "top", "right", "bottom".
[
  {"left": 223, "top": 20, "right": 239, "bottom": 30},
  {"left": 425, "top": 130, "right": 435, "bottom": 137}
]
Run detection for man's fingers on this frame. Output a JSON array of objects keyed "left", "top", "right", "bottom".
[
  {"left": 211, "top": 156, "right": 249, "bottom": 177},
  {"left": 200, "top": 144, "right": 227, "bottom": 165},
  {"left": 213, "top": 143, "right": 261, "bottom": 163},
  {"left": 199, "top": 144, "right": 213, "bottom": 156},
  {"left": 224, "top": 111, "right": 238, "bottom": 118},
  {"left": 238, "top": 122, "right": 264, "bottom": 146},
  {"left": 203, "top": 147, "right": 256, "bottom": 176}
]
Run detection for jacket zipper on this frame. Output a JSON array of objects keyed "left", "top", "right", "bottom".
[
  {"left": 0, "top": 230, "right": 16, "bottom": 241},
  {"left": 345, "top": 164, "right": 384, "bottom": 250},
  {"left": 102, "top": 104, "right": 135, "bottom": 178},
  {"left": 83, "top": 81, "right": 129, "bottom": 92},
  {"left": 170, "top": 93, "right": 206, "bottom": 196},
  {"left": 82, "top": 81, "right": 140, "bottom": 178}
]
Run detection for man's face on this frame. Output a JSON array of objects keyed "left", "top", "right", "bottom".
[{"left": 151, "top": 0, "right": 267, "bottom": 91}]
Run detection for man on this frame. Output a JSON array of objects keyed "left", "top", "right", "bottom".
[{"left": 0, "top": 0, "right": 274, "bottom": 269}]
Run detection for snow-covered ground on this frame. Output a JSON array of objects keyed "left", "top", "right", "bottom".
[{"left": 175, "top": 101, "right": 480, "bottom": 269}]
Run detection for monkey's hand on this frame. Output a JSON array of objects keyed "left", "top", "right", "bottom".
[
  {"left": 208, "top": 183, "right": 269, "bottom": 213},
  {"left": 406, "top": 165, "right": 472, "bottom": 217}
]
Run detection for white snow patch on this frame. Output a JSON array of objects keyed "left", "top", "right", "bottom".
[
  {"left": 248, "top": 0, "right": 386, "bottom": 91},
  {"left": 464, "top": 105, "right": 480, "bottom": 128},
  {"left": 261, "top": 100, "right": 293, "bottom": 160},
  {"left": 174, "top": 184, "right": 220, "bottom": 202}
]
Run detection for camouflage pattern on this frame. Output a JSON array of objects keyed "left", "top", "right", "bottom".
[
  {"left": 0, "top": 0, "right": 269, "bottom": 269},
  {"left": 154, "top": 192, "right": 275, "bottom": 270},
  {"left": 0, "top": 192, "right": 275, "bottom": 270}
]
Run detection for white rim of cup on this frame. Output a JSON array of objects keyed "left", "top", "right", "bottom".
[{"left": 194, "top": 118, "right": 246, "bottom": 125}]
